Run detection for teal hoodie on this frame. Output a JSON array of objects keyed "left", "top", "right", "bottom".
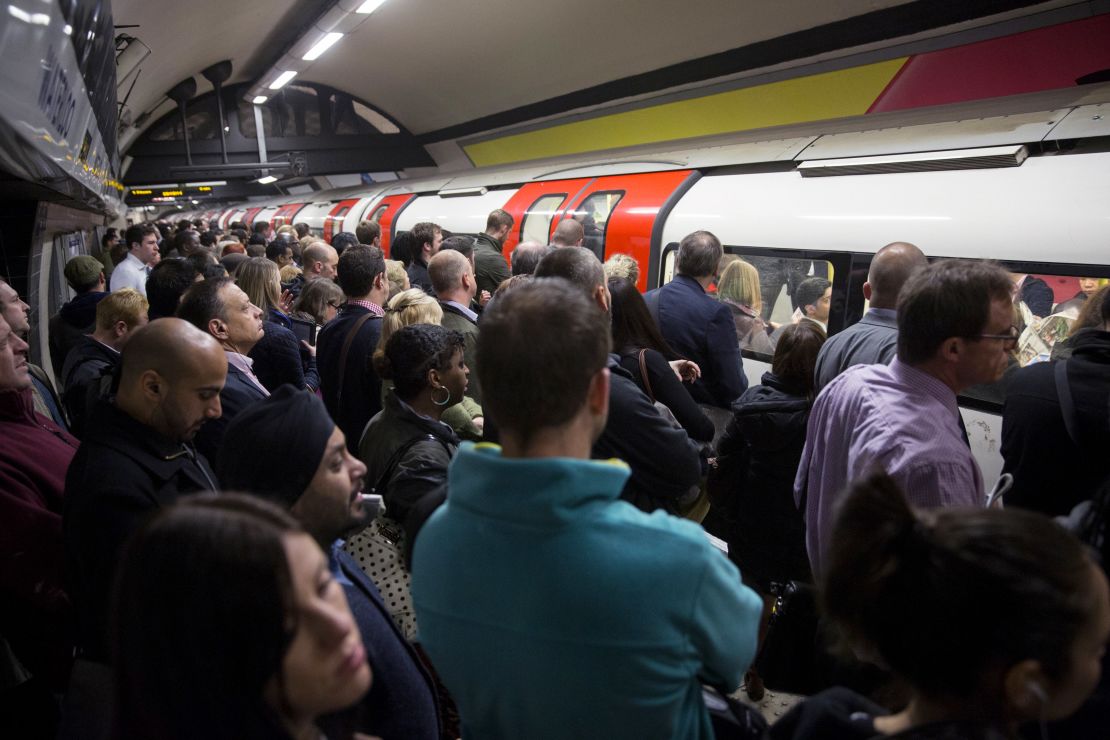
[{"left": 412, "top": 443, "right": 762, "bottom": 740}]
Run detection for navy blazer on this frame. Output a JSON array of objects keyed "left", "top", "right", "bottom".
[
  {"left": 195, "top": 361, "right": 268, "bottom": 463},
  {"left": 318, "top": 547, "right": 440, "bottom": 739},
  {"left": 317, "top": 305, "right": 383, "bottom": 453},
  {"left": 646, "top": 275, "right": 747, "bottom": 407}
]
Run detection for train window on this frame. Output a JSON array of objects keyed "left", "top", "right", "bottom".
[
  {"left": 240, "top": 86, "right": 321, "bottom": 138},
  {"left": 369, "top": 205, "right": 388, "bottom": 223},
  {"left": 567, "top": 191, "right": 623, "bottom": 260},
  {"left": 520, "top": 194, "right": 566, "bottom": 244},
  {"left": 351, "top": 101, "right": 401, "bottom": 135},
  {"left": 148, "top": 108, "right": 219, "bottom": 141}
]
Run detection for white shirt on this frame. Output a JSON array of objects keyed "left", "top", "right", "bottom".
[{"left": 109, "top": 252, "right": 150, "bottom": 296}]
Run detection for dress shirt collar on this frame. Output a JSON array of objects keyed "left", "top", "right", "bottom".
[
  {"left": 225, "top": 350, "right": 270, "bottom": 396},
  {"left": 443, "top": 299, "right": 478, "bottom": 322},
  {"left": 347, "top": 299, "right": 384, "bottom": 317},
  {"left": 861, "top": 307, "right": 898, "bottom": 327},
  {"left": 889, "top": 357, "right": 959, "bottom": 418}
]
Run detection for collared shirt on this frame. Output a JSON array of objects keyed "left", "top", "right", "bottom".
[
  {"left": 347, "top": 299, "right": 384, "bottom": 317},
  {"left": 226, "top": 350, "right": 270, "bottom": 396},
  {"left": 442, "top": 299, "right": 478, "bottom": 323},
  {"left": 109, "top": 252, "right": 150, "bottom": 296},
  {"left": 813, "top": 308, "right": 899, "bottom": 391},
  {"left": 328, "top": 541, "right": 354, "bottom": 588},
  {"left": 795, "top": 358, "right": 984, "bottom": 575}
]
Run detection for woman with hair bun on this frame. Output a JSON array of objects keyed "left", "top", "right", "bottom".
[
  {"left": 113, "top": 495, "right": 371, "bottom": 740},
  {"left": 347, "top": 323, "right": 465, "bottom": 638},
  {"left": 771, "top": 470, "right": 1110, "bottom": 740}
]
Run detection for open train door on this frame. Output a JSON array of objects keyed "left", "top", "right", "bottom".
[
  {"left": 498, "top": 178, "right": 594, "bottom": 256},
  {"left": 361, "top": 193, "right": 417, "bottom": 256},
  {"left": 322, "top": 199, "right": 361, "bottom": 244},
  {"left": 271, "top": 203, "right": 308, "bottom": 230},
  {"left": 552, "top": 170, "right": 697, "bottom": 292}
]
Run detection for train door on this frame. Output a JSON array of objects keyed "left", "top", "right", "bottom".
[
  {"left": 242, "top": 207, "right": 264, "bottom": 227},
  {"left": 271, "top": 203, "right": 307, "bottom": 229},
  {"left": 498, "top": 178, "right": 594, "bottom": 255},
  {"left": 363, "top": 194, "right": 416, "bottom": 256},
  {"left": 554, "top": 171, "right": 696, "bottom": 292},
  {"left": 322, "top": 198, "right": 361, "bottom": 244}
]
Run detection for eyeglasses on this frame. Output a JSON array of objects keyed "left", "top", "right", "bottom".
[
  {"left": 327, "top": 301, "right": 343, "bottom": 310},
  {"left": 974, "top": 326, "right": 1019, "bottom": 350}
]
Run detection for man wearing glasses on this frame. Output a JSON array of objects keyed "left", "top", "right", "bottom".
[{"left": 795, "top": 259, "right": 1014, "bottom": 575}]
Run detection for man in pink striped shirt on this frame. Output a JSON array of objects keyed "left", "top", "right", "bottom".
[{"left": 795, "top": 259, "right": 1015, "bottom": 575}]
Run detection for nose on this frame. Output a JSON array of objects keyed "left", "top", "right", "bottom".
[
  {"left": 315, "top": 597, "right": 356, "bottom": 647},
  {"left": 208, "top": 395, "right": 222, "bottom": 419},
  {"left": 12, "top": 334, "right": 28, "bottom": 353}
]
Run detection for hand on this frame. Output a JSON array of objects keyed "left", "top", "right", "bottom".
[
  {"left": 669, "top": 359, "right": 701, "bottom": 383},
  {"left": 472, "top": 416, "right": 484, "bottom": 433},
  {"left": 478, "top": 290, "right": 492, "bottom": 307},
  {"left": 301, "top": 340, "right": 316, "bottom": 358},
  {"left": 279, "top": 289, "right": 295, "bottom": 314}
]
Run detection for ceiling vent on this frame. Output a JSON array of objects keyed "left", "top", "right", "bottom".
[{"left": 798, "top": 145, "right": 1028, "bottom": 177}]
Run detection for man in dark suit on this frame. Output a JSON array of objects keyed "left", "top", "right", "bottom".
[
  {"left": 176, "top": 277, "right": 268, "bottom": 462},
  {"left": 405, "top": 222, "right": 442, "bottom": 295},
  {"left": 64, "top": 319, "right": 225, "bottom": 663},
  {"left": 430, "top": 249, "right": 481, "bottom": 403},
  {"left": 645, "top": 230, "right": 746, "bottom": 408},
  {"left": 317, "top": 246, "right": 389, "bottom": 453},
  {"left": 218, "top": 386, "right": 442, "bottom": 740}
]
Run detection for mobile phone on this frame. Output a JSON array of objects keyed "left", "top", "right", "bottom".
[{"left": 290, "top": 317, "right": 317, "bottom": 346}]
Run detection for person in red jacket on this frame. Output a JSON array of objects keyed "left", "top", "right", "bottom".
[{"left": 0, "top": 313, "right": 79, "bottom": 730}]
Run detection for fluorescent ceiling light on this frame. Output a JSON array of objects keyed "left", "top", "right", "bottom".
[
  {"left": 268, "top": 71, "right": 297, "bottom": 90},
  {"left": 8, "top": 5, "right": 51, "bottom": 25},
  {"left": 252, "top": 95, "right": 268, "bottom": 105},
  {"left": 356, "top": 0, "right": 387, "bottom": 14},
  {"left": 438, "top": 186, "right": 488, "bottom": 197},
  {"left": 184, "top": 181, "right": 227, "bottom": 187},
  {"left": 303, "top": 32, "right": 343, "bottom": 61},
  {"left": 257, "top": 175, "right": 278, "bottom": 185}
]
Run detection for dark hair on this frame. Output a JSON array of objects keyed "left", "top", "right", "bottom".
[
  {"left": 125, "top": 223, "right": 157, "bottom": 250},
  {"left": 676, "top": 230, "right": 722, "bottom": 278},
  {"left": 795, "top": 277, "right": 831, "bottom": 314},
  {"left": 293, "top": 222, "right": 310, "bottom": 239},
  {"left": 173, "top": 230, "right": 199, "bottom": 255},
  {"left": 177, "top": 276, "right": 232, "bottom": 329},
  {"left": 330, "top": 232, "right": 359, "bottom": 256},
  {"left": 511, "top": 244, "right": 552, "bottom": 276},
  {"left": 355, "top": 221, "right": 380, "bottom": 245},
  {"left": 252, "top": 220, "right": 270, "bottom": 235},
  {"left": 390, "top": 231, "right": 415, "bottom": 267},
  {"left": 440, "top": 235, "right": 474, "bottom": 261},
  {"left": 771, "top": 321, "right": 826, "bottom": 397},
  {"left": 410, "top": 223, "right": 440, "bottom": 257},
  {"left": 897, "top": 260, "right": 1013, "bottom": 364},
  {"left": 485, "top": 209, "right": 514, "bottom": 232},
  {"left": 337, "top": 245, "right": 385, "bottom": 298},
  {"left": 608, "top": 277, "right": 678, "bottom": 360},
  {"left": 823, "top": 470, "right": 1097, "bottom": 701},
  {"left": 231, "top": 228, "right": 249, "bottom": 244},
  {"left": 199, "top": 231, "right": 217, "bottom": 248},
  {"left": 147, "top": 259, "right": 200, "bottom": 319},
  {"left": 1100, "top": 283, "right": 1110, "bottom": 324},
  {"left": 373, "top": 324, "right": 464, "bottom": 401},
  {"left": 534, "top": 246, "right": 604, "bottom": 297},
  {"left": 478, "top": 278, "right": 610, "bottom": 445},
  {"left": 248, "top": 233, "right": 267, "bottom": 247},
  {"left": 113, "top": 495, "right": 302, "bottom": 740},
  {"left": 265, "top": 241, "right": 292, "bottom": 262}
]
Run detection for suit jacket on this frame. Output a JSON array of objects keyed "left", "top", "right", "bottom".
[
  {"left": 407, "top": 259, "right": 434, "bottom": 295},
  {"left": 317, "top": 305, "right": 383, "bottom": 453},
  {"left": 317, "top": 546, "right": 440, "bottom": 740},
  {"left": 60, "top": 335, "right": 118, "bottom": 439},
  {"left": 64, "top": 400, "right": 217, "bottom": 660},
  {"left": 439, "top": 301, "right": 481, "bottom": 403},
  {"left": 646, "top": 275, "right": 747, "bottom": 407},
  {"left": 195, "top": 361, "right": 268, "bottom": 463}
]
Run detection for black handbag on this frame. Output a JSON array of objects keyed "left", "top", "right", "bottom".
[{"left": 752, "top": 580, "right": 823, "bottom": 695}]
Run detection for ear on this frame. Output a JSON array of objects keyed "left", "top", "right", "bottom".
[
  {"left": 208, "top": 316, "right": 229, "bottom": 342},
  {"left": 139, "top": 369, "right": 164, "bottom": 402},
  {"left": 427, "top": 366, "right": 442, "bottom": 390},
  {"left": 938, "top": 336, "right": 963, "bottom": 365},
  {"left": 373, "top": 272, "right": 386, "bottom": 292},
  {"left": 112, "top": 320, "right": 129, "bottom": 340},
  {"left": 862, "top": 282, "right": 873, "bottom": 302},
  {"left": 592, "top": 284, "right": 608, "bottom": 313},
  {"left": 587, "top": 367, "right": 610, "bottom": 417},
  {"left": 1002, "top": 659, "right": 1049, "bottom": 720}
]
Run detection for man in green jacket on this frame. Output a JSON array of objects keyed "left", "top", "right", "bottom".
[{"left": 471, "top": 209, "right": 513, "bottom": 297}]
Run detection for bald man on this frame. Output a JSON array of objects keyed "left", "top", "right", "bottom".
[
  {"left": 814, "top": 241, "right": 928, "bottom": 392},
  {"left": 510, "top": 240, "right": 548, "bottom": 276},
  {"left": 431, "top": 249, "right": 482, "bottom": 403},
  {"left": 64, "top": 318, "right": 226, "bottom": 662},
  {"left": 551, "top": 218, "right": 584, "bottom": 248}
]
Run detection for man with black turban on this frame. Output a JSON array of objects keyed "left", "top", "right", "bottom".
[{"left": 217, "top": 385, "right": 441, "bottom": 740}]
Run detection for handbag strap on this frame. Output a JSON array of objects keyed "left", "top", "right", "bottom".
[
  {"left": 1054, "top": 360, "right": 1082, "bottom": 446},
  {"left": 637, "top": 348, "right": 656, "bottom": 404},
  {"left": 336, "top": 311, "right": 374, "bottom": 404}
]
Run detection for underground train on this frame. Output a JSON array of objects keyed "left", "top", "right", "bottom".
[{"left": 149, "top": 86, "right": 1110, "bottom": 486}]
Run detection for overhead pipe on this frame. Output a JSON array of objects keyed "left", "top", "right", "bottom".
[
  {"left": 165, "top": 77, "right": 198, "bottom": 166},
  {"left": 201, "top": 61, "right": 233, "bottom": 164}
]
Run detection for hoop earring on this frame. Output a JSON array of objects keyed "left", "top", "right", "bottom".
[{"left": 431, "top": 386, "right": 451, "bottom": 406}]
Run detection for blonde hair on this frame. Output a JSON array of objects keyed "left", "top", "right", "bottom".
[
  {"left": 276, "top": 225, "right": 296, "bottom": 237},
  {"left": 603, "top": 253, "right": 640, "bottom": 286},
  {"left": 235, "top": 257, "right": 282, "bottom": 314},
  {"left": 279, "top": 264, "right": 302, "bottom": 283},
  {"left": 717, "top": 258, "right": 762, "bottom": 314},
  {"left": 97, "top": 287, "right": 148, "bottom": 330},
  {"left": 384, "top": 259, "right": 408, "bottom": 299},
  {"left": 379, "top": 288, "right": 443, "bottom": 349}
]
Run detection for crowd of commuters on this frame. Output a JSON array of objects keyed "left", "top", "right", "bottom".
[{"left": 1, "top": 209, "right": 1108, "bottom": 740}]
